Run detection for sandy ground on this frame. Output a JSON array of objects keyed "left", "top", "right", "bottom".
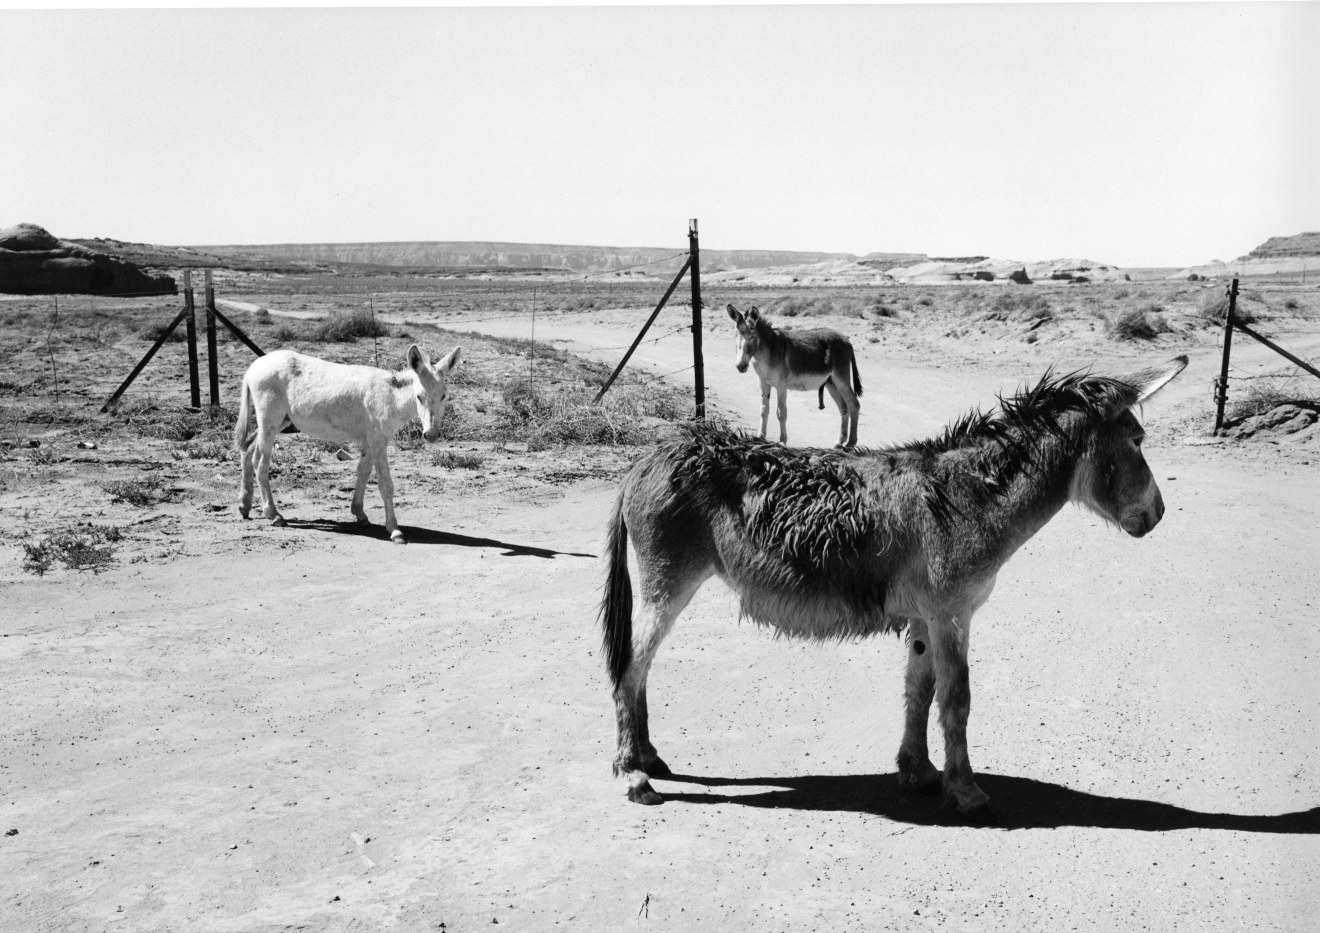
[{"left": 3, "top": 304, "right": 1319, "bottom": 932}]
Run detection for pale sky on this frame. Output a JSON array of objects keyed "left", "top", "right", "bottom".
[{"left": 1, "top": 3, "right": 1316, "bottom": 267}]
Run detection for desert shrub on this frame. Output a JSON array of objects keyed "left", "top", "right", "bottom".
[
  {"left": 252, "top": 308, "right": 273, "bottom": 325},
  {"left": 991, "top": 290, "right": 1053, "bottom": 321},
  {"left": 494, "top": 379, "right": 688, "bottom": 449},
  {"left": 310, "top": 308, "right": 389, "bottom": 342},
  {"left": 1108, "top": 306, "right": 1173, "bottom": 340},
  {"left": 180, "top": 440, "right": 231, "bottom": 461},
  {"left": 1196, "top": 290, "right": 1259, "bottom": 326},
  {"left": 1283, "top": 298, "right": 1301, "bottom": 312},
  {"left": 117, "top": 402, "right": 235, "bottom": 443},
  {"left": 102, "top": 475, "right": 173, "bottom": 507},
  {"left": 22, "top": 524, "right": 121, "bottom": 576},
  {"left": 431, "top": 449, "right": 486, "bottom": 470}
]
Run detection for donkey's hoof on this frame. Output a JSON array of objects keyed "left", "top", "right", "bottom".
[
  {"left": 354, "top": 515, "right": 371, "bottom": 526},
  {"left": 627, "top": 782, "right": 664, "bottom": 806},
  {"left": 239, "top": 507, "right": 250, "bottom": 519},
  {"left": 896, "top": 752, "right": 941, "bottom": 793},
  {"left": 390, "top": 531, "right": 407, "bottom": 545},
  {"left": 271, "top": 516, "right": 288, "bottom": 528}
]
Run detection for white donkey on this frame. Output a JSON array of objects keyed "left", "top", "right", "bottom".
[{"left": 234, "top": 344, "right": 461, "bottom": 543}]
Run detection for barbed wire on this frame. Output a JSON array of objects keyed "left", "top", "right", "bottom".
[
  {"left": 591, "top": 323, "right": 693, "bottom": 353},
  {"left": 632, "top": 363, "right": 695, "bottom": 386}
]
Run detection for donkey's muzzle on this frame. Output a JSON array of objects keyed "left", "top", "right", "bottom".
[
  {"left": 423, "top": 427, "right": 441, "bottom": 442},
  {"left": 735, "top": 361, "right": 749, "bottom": 374},
  {"left": 1121, "top": 490, "right": 1165, "bottom": 538}
]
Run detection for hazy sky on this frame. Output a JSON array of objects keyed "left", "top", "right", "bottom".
[{"left": 1, "top": 3, "right": 1315, "bottom": 266}]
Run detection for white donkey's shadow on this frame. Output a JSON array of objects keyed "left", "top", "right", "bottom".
[{"left": 284, "top": 517, "right": 595, "bottom": 559}]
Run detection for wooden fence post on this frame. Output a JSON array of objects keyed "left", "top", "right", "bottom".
[
  {"left": 1213, "top": 277, "right": 1238, "bottom": 434},
  {"left": 183, "top": 271, "right": 201, "bottom": 408},
  {"left": 205, "top": 269, "right": 220, "bottom": 407},
  {"left": 689, "top": 219, "right": 705, "bottom": 420}
]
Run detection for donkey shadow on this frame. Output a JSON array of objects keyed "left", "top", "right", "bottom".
[
  {"left": 285, "top": 518, "right": 595, "bottom": 559},
  {"left": 659, "top": 771, "right": 1320, "bottom": 833}
]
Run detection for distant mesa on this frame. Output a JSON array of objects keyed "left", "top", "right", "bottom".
[
  {"left": 1172, "top": 232, "right": 1320, "bottom": 281},
  {"left": 0, "top": 223, "right": 177, "bottom": 296},
  {"left": 1245, "top": 231, "right": 1320, "bottom": 260}
]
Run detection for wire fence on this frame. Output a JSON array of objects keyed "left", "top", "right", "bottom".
[{"left": 0, "top": 250, "right": 707, "bottom": 418}]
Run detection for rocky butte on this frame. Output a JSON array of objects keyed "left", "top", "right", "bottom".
[{"left": 0, "top": 223, "right": 177, "bottom": 296}]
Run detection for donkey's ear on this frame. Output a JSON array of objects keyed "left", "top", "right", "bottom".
[
  {"left": 726, "top": 304, "right": 742, "bottom": 322},
  {"left": 437, "top": 346, "right": 462, "bottom": 374},
  {"left": 407, "top": 344, "right": 429, "bottom": 371},
  {"left": 1127, "top": 355, "right": 1189, "bottom": 405},
  {"left": 747, "top": 306, "right": 761, "bottom": 322}
]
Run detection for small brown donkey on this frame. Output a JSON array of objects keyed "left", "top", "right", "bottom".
[
  {"left": 600, "top": 355, "right": 1188, "bottom": 821},
  {"left": 727, "top": 304, "right": 863, "bottom": 448}
]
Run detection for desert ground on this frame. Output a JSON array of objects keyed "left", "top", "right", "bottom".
[{"left": 2, "top": 274, "right": 1319, "bottom": 931}]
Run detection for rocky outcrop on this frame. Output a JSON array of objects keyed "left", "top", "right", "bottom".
[
  {"left": 0, "top": 224, "right": 177, "bottom": 295},
  {"left": 1243, "top": 232, "right": 1320, "bottom": 260}
]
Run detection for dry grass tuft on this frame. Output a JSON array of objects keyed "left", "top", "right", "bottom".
[
  {"left": 22, "top": 524, "right": 122, "bottom": 576},
  {"left": 310, "top": 308, "right": 390, "bottom": 342},
  {"left": 1109, "top": 305, "right": 1174, "bottom": 340},
  {"left": 102, "top": 475, "right": 173, "bottom": 507}
]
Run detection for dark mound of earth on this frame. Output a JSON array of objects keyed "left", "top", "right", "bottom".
[
  {"left": 1222, "top": 402, "right": 1319, "bottom": 441},
  {"left": 0, "top": 223, "right": 177, "bottom": 296}
]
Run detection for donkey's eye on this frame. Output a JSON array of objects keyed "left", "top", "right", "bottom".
[{"left": 1133, "top": 436, "right": 1144, "bottom": 448}]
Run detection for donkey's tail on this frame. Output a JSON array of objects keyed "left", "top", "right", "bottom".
[
  {"left": 851, "top": 353, "right": 864, "bottom": 398},
  {"left": 818, "top": 382, "right": 827, "bottom": 410},
  {"left": 233, "top": 377, "right": 255, "bottom": 455},
  {"left": 600, "top": 492, "right": 633, "bottom": 691}
]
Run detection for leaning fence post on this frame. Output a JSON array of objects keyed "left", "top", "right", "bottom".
[
  {"left": 689, "top": 219, "right": 705, "bottom": 420},
  {"left": 99, "top": 304, "right": 190, "bottom": 412},
  {"left": 1213, "top": 277, "right": 1238, "bottom": 434},
  {"left": 204, "top": 269, "right": 220, "bottom": 407},
  {"left": 593, "top": 255, "right": 692, "bottom": 403},
  {"left": 183, "top": 271, "right": 201, "bottom": 408}
]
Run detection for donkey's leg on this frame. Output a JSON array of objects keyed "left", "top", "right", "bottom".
[
  {"left": 373, "top": 447, "right": 405, "bottom": 544},
  {"left": 896, "top": 618, "right": 941, "bottom": 792},
  {"left": 351, "top": 451, "right": 374, "bottom": 525},
  {"left": 758, "top": 380, "right": 772, "bottom": 439},
  {"left": 824, "top": 380, "right": 849, "bottom": 449},
  {"left": 613, "top": 572, "right": 706, "bottom": 805},
  {"left": 254, "top": 420, "right": 286, "bottom": 527},
  {"left": 238, "top": 436, "right": 256, "bottom": 519},
  {"left": 929, "top": 614, "right": 992, "bottom": 820},
  {"left": 830, "top": 363, "right": 861, "bottom": 447},
  {"left": 635, "top": 686, "right": 669, "bottom": 776},
  {"left": 775, "top": 384, "right": 789, "bottom": 444}
]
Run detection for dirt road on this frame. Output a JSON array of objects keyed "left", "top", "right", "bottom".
[{"left": 4, "top": 310, "right": 1318, "bottom": 931}]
